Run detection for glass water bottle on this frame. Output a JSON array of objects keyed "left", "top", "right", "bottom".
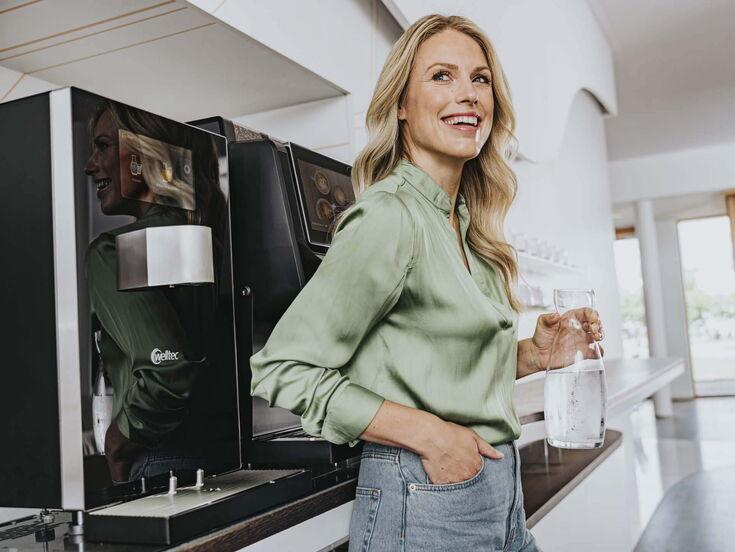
[
  {"left": 92, "top": 330, "right": 114, "bottom": 454},
  {"left": 543, "top": 289, "right": 607, "bottom": 449}
]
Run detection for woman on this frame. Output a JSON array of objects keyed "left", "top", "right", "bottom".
[{"left": 250, "top": 14, "right": 604, "bottom": 551}]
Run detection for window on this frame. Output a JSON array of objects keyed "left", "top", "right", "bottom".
[
  {"left": 678, "top": 216, "right": 735, "bottom": 385},
  {"left": 614, "top": 237, "right": 649, "bottom": 359}
]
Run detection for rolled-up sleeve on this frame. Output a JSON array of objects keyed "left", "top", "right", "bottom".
[{"left": 250, "top": 190, "right": 415, "bottom": 446}]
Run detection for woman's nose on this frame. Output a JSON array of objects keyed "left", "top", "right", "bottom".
[
  {"left": 84, "top": 157, "right": 97, "bottom": 176},
  {"left": 455, "top": 78, "right": 479, "bottom": 105}
]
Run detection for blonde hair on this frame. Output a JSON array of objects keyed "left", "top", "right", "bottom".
[
  {"left": 119, "top": 128, "right": 196, "bottom": 211},
  {"left": 353, "top": 14, "right": 521, "bottom": 311}
]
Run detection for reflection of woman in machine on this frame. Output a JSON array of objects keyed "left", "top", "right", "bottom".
[
  {"left": 251, "top": 15, "right": 606, "bottom": 550},
  {"left": 84, "top": 100, "right": 229, "bottom": 483}
]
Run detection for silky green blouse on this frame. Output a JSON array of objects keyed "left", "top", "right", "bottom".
[{"left": 250, "top": 159, "right": 520, "bottom": 447}]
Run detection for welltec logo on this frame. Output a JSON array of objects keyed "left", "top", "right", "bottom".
[{"left": 151, "top": 348, "right": 180, "bottom": 365}]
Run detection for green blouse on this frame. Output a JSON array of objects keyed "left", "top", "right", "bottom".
[{"left": 250, "top": 159, "right": 521, "bottom": 447}]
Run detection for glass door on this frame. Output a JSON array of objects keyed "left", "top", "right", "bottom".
[
  {"left": 678, "top": 216, "right": 735, "bottom": 396},
  {"left": 614, "top": 235, "right": 650, "bottom": 359}
]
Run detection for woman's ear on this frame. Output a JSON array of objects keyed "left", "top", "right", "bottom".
[{"left": 397, "top": 104, "right": 407, "bottom": 121}]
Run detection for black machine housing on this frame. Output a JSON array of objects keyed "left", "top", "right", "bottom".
[
  {"left": 189, "top": 117, "right": 363, "bottom": 467},
  {"left": 0, "top": 92, "right": 310, "bottom": 536},
  {"left": 230, "top": 139, "right": 362, "bottom": 467}
]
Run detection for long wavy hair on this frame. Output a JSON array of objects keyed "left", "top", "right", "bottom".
[{"left": 353, "top": 14, "right": 521, "bottom": 311}]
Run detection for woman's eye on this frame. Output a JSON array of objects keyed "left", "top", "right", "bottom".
[
  {"left": 432, "top": 71, "right": 451, "bottom": 82},
  {"left": 473, "top": 74, "right": 491, "bottom": 84}
]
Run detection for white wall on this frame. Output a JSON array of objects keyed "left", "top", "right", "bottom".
[
  {"left": 509, "top": 91, "right": 623, "bottom": 358},
  {"left": 235, "top": 96, "right": 355, "bottom": 163}
]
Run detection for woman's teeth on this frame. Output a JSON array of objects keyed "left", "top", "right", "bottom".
[
  {"left": 96, "top": 178, "right": 111, "bottom": 191},
  {"left": 443, "top": 115, "right": 478, "bottom": 127}
]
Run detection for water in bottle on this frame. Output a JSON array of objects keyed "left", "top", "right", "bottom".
[{"left": 544, "top": 289, "right": 607, "bottom": 449}]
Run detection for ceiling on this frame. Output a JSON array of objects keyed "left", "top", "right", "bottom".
[
  {"left": 613, "top": 190, "right": 728, "bottom": 228},
  {"left": 0, "top": 0, "right": 344, "bottom": 121},
  {"left": 587, "top": 0, "right": 735, "bottom": 160}
]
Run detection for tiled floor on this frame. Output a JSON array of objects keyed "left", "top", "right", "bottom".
[{"left": 632, "top": 396, "right": 735, "bottom": 551}]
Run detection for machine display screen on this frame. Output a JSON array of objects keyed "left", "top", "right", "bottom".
[{"left": 291, "top": 144, "right": 355, "bottom": 248}]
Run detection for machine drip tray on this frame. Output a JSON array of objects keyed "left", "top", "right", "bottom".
[{"left": 85, "top": 469, "right": 311, "bottom": 545}]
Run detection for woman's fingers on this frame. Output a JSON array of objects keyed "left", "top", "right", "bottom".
[
  {"left": 579, "top": 310, "right": 604, "bottom": 340},
  {"left": 584, "top": 325, "right": 605, "bottom": 341},
  {"left": 579, "top": 307, "right": 600, "bottom": 323},
  {"left": 475, "top": 436, "right": 504, "bottom": 459},
  {"left": 537, "top": 312, "right": 560, "bottom": 329}
]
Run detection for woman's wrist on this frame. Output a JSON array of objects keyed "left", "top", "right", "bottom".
[
  {"left": 516, "top": 338, "right": 543, "bottom": 378},
  {"left": 359, "top": 399, "right": 444, "bottom": 455},
  {"left": 410, "top": 410, "right": 446, "bottom": 456}
]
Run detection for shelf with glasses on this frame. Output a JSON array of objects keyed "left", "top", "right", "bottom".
[
  {"left": 520, "top": 303, "right": 555, "bottom": 312},
  {"left": 517, "top": 251, "right": 582, "bottom": 276}
]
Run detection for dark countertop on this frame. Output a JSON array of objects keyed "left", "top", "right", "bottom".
[
  {"left": 1, "top": 358, "right": 679, "bottom": 551},
  {"left": 521, "top": 430, "right": 622, "bottom": 528},
  {"left": 0, "top": 431, "right": 622, "bottom": 552}
]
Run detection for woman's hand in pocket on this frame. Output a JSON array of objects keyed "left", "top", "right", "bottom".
[{"left": 418, "top": 419, "right": 503, "bottom": 485}]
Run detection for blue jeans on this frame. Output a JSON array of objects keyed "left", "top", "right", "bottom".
[
  {"left": 348, "top": 442, "right": 541, "bottom": 552},
  {"left": 126, "top": 449, "right": 207, "bottom": 482}
]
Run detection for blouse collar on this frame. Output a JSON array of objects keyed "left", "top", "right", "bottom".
[{"left": 397, "top": 158, "right": 470, "bottom": 225}]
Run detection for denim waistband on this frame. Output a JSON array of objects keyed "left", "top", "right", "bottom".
[{"left": 361, "top": 440, "right": 515, "bottom": 459}]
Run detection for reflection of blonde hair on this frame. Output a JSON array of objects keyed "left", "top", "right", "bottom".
[
  {"left": 353, "top": 14, "right": 521, "bottom": 311},
  {"left": 121, "top": 129, "right": 195, "bottom": 211}
]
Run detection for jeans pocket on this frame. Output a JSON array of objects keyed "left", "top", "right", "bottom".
[
  {"left": 348, "top": 486, "right": 381, "bottom": 552},
  {"left": 412, "top": 459, "right": 485, "bottom": 491},
  {"left": 399, "top": 448, "right": 486, "bottom": 491}
]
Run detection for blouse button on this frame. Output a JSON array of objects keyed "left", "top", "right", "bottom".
[{"left": 500, "top": 319, "right": 513, "bottom": 329}]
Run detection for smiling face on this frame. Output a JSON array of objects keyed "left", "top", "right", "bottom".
[
  {"left": 84, "top": 110, "right": 152, "bottom": 217},
  {"left": 398, "top": 29, "right": 494, "bottom": 165},
  {"left": 84, "top": 110, "right": 126, "bottom": 215}
]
